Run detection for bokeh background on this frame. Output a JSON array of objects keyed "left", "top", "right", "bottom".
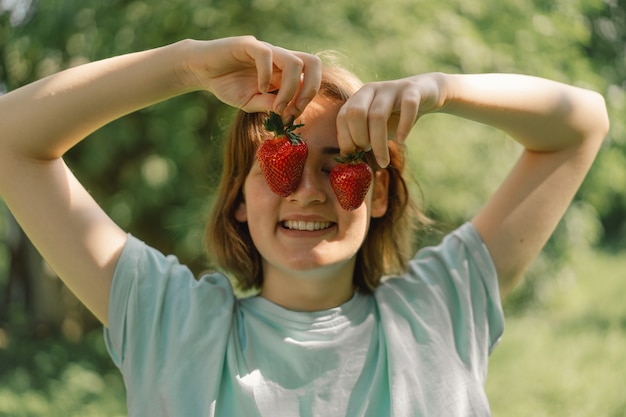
[{"left": 0, "top": 0, "right": 624, "bottom": 415}]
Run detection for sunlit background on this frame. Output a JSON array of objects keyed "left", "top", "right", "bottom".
[{"left": 0, "top": 0, "right": 624, "bottom": 415}]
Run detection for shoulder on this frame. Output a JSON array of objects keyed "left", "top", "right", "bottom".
[
  {"left": 105, "top": 235, "right": 236, "bottom": 366},
  {"left": 114, "top": 234, "right": 233, "bottom": 294},
  {"left": 415, "top": 222, "right": 496, "bottom": 278},
  {"left": 377, "top": 222, "right": 502, "bottom": 328},
  {"left": 383, "top": 222, "right": 498, "bottom": 288},
  {"left": 375, "top": 222, "right": 505, "bottom": 363}
]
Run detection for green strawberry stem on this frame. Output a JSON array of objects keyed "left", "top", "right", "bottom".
[
  {"left": 264, "top": 111, "right": 304, "bottom": 145},
  {"left": 335, "top": 149, "right": 367, "bottom": 164}
]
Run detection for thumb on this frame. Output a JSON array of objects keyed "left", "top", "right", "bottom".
[{"left": 239, "top": 93, "right": 278, "bottom": 113}]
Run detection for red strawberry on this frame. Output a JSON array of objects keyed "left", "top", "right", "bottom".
[
  {"left": 330, "top": 150, "right": 373, "bottom": 211},
  {"left": 257, "top": 112, "right": 308, "bottom": 197}
]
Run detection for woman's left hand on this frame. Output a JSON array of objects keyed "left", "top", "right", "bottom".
[{"left": 336, "top": 73, "right": 446, "bottom": 167}]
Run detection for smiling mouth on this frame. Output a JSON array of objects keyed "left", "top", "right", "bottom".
[{"left": 282, "top": 220, "right": 333, "bottom": 231}]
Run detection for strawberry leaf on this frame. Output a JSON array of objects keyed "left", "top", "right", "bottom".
[
  {"left": 264, "top": 111, "right": 304, "bottom": 145},
  {"left": 334, "top": 149, "right": 367, "bottom": 164}
]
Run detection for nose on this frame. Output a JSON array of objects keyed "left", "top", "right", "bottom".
[{"left": 288, "top": 165, "right": 327, "bottom": 206}]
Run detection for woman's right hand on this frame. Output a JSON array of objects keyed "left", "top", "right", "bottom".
[{"left": 178, "top": 36, "right": 322, "bottom": 120}]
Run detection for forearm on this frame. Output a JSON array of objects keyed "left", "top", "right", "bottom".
[
  {"left": 439, "top": 73, "right": 609, "bottom": 151},
  {"left": 0, "top": 40, "right": 194, "bottom": 160}
]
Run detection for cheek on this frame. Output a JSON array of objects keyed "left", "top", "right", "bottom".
[
  {"left": 241, "top": 175, "right": 281, "bottom": 226},
  {"left": 339, "top": 207, "right": 371, "bottom": 242},
  {"left": 246, "top": 177, "right": 276, "bottom": 207}
]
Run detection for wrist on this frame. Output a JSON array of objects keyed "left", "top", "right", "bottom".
[
  {"left": 166, "top": 39, "right": 207, "bottom": 94},
  {"left": 436, "top": 73, "right": 477, "bottom": 116},
  {"left": 405, "top": 72, "right": 450, "bottom": 116},
  {"left": 430, "top": 72, "right": 453, "bottom": 113}
]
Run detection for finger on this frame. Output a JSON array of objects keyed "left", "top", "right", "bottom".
[
  {"left": 266, "top": 46, "right": 305, "bottom": 114},
  {"left": 336, "top": 105, "right": 357, "bottom": 155},
  {"left": 242, "top": 37, "right": 274, "bottom": 94},
  {"left": 242, "top": 93, "right": 279, "bottom": 113},
  {"left": 338, "top": 104, "right": 370, "bottom": 154},
  {"left": 367, "top": 90, "right": 394, "bottom": 167},
  {"left": 284, "top": 53, "right": 322, "bottom": 118},
  {"left": 395, "top": 92, "right": 420, "bottom": 143},
  {"left": 337, "top": 86, "right": 376, "bottom": 154}
]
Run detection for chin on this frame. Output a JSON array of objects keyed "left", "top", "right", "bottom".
[{"left": 284, "top": 254, "right": 356, "bottom": 279}]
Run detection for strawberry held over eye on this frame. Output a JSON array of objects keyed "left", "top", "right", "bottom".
[
  {"left": 257, "top": 111, "right": 308, "bottom": 197},
  {"left": 330, "top": 150, "right": 373, "bottom": 211}
]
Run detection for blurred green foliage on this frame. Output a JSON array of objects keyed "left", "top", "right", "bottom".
[
  {"left": 0, "top": 0, "right": 625, "bottom": 414},
  {"left": 0, "top": 329, "right": 126, "bottom": 416},
  {"left": 487, "top": 250, "right": 626, "bottom": 417}
]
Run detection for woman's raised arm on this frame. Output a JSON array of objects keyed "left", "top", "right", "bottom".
[
  {"left": 0, "top": 36, "right": 321, "bottom": 324},
  {"left": 336, "top": 72, "right": 609, "bottom": 295},
  {"left": 443, "top": 74, "right": 608, "bottom": 294}
]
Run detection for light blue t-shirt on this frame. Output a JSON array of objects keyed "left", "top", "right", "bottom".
[{"left": 104, "top": 222, "right": 504, "bottom": 416}]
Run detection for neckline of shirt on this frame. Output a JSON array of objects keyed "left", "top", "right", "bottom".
[{"left": 238, "top": 290, "right": 370, "bottom": 331}]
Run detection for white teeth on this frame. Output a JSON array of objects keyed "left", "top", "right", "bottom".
[{"left": 283, "top": 220, "right": 331, "bottom": 231}]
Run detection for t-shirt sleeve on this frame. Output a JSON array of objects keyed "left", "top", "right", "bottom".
[
  {"left": 423, "top": 222, "right": 503, "bottom": 346},
  {"left": 103, "top": 234, "right": 235, "bottom": 373},
  {"left": 387, "top": 222, "right": 504, "bottom": 381}
]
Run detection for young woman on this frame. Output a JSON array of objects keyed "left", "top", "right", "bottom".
[{"left": 0, "top": 36, "right": 608, "bottom": 416}]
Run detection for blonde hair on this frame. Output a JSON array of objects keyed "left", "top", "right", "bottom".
[{"left": 205, "top": 63, "right": 422, "bottom": 293}]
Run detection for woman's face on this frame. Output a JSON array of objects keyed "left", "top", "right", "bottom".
[{"left": 235, "top": 95, "right": 389, "bottom": 285}]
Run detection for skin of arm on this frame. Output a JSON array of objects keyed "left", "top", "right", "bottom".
[
  {"left": 336, "top": 72, "right": 609, "bottom": 296},
  {"left": 0, "top": 36, "right": 321, "bottom": 325},
  {"left": 444, "top": 74, "right": 609, "bottom": 295}
]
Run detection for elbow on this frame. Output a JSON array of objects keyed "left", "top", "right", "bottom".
[
  {"left": 563, "top": 89, "right": 610, "bottom": 160},
  {"left": 594, "top": 91, "right": 610, "bottom": 137},
  {"left": 583, "top": 90, "right": 610, "bottom": 145}
]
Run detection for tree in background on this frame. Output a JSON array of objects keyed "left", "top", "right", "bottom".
[{"left": 0, "top": 0, "right": 622, "bottom": 335}]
